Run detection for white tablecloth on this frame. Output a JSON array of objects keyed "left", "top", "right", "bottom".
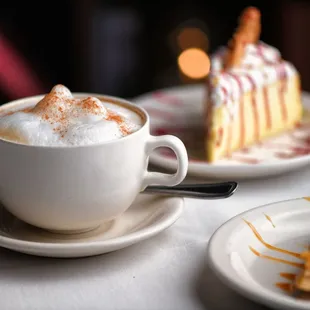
[{"left": 2, "top": 167, "right": 310, "bottom": 310}]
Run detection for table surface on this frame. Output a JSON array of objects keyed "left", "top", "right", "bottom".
[{"left": 3, "top": 166, "right": 310, "bottom": 310}]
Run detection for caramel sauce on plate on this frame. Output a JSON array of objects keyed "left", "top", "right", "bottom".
[{"left": 243, "top": 216, "right": 310, "bottom": 298}]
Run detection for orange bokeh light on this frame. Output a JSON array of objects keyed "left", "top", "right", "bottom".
[{"left": 177, "top": 48, "right": 210, "bottom": 79}]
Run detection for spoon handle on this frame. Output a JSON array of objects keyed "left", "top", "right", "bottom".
[{"left": 144, "top": 181, "right": 238, "bottom": 199}]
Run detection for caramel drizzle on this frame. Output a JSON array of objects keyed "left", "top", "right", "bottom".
[
  {"left": 275, "top": 282, "right": 294, "bottom": 293},
  {"left": 276, "top": 281, "right": 310, "bottom": 299},
  {"left": 263, "top": 213, "right": 275, "bottom": 228},
  {"left": 243, "top": 219, "right": 301, "bottom": 259},
  {"left": 279, "top": 272, "right": 296, "bottom": 281},
  {"left": 244, "top": 217, "right": 310, "bottom": 296},
  {"left": 249, "top": 246, "right": 303, "bottom": 268}
]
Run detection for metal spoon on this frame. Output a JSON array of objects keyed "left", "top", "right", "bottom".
[{"left": 144, "top": 181, "right": 238, "bottom": 199}]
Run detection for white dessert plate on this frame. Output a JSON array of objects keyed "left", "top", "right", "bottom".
[
  {"left": 133, "top": 84, "right": 310, "bottom": 180},
  {"left": 207, "top": 197, "right": 310, "bottom": 310},
  {"left": 0, "top": 194, "right": 183, "bottom": 258}
]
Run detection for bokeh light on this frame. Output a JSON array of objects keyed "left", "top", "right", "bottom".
[{"left": 177, "top": 48, "right": 210, "bottom": 79}]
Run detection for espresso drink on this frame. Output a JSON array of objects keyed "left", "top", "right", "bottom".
[{"left": 0, "top": 85, "right": 143, "bottom": 146}]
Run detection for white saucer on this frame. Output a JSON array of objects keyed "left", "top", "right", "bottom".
[
  {"left": 207, "top": 197, "right": 310, "bottom": 310},
  {"left": 0, "top": 194, "right": 183, "bottom": 258},
  {"left": 133, "top": 84, "right": 310, "bottom": 180}
]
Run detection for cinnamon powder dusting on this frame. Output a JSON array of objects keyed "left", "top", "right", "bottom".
[
  {"left": 27, "top": 85, "right": 131, "bottom": 138},
  {"left": 107, "top": 111, "right": 130, "bottom": 135}
]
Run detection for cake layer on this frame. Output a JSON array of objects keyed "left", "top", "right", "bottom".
[
  {"left": 208, "top": 43, "right": 297, "bottom": 117},
  {"left": 205, "top": 74, "right": 302, "bottom": 162}
]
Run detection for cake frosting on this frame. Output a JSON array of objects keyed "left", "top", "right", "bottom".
[
  {"left": 0, "top": 85, "right": 142, "bottom": 146},
  {"left": 207, "top": 42, "right": 298, "bottom": 122}
]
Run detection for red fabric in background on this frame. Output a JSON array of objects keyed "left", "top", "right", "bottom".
[{"left": 0, "top": 33, "right": 45, "bottom": 100}]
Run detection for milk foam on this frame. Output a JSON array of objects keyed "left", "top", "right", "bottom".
[{"left": 0, "top": 85, "right": 143, "bottom": 146}]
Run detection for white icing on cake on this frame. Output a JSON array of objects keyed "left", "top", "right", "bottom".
[{"left": 208, "top": 41, "right": 298, "bottom": 117}]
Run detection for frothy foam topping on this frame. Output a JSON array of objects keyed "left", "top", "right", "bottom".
[{"left": 0, "top": 85, "right": 142, "bottom": 146}]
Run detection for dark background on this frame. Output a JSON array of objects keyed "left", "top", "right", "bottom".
[{"left": 0, "top": 0, "right": 309, "bottom": 103}]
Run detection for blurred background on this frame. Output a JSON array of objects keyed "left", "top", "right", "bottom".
[{"left": 0, "top": 0, "right": 309, "bottom": 103}]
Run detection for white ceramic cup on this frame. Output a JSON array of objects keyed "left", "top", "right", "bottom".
[{"left": 0, "top": 94, "right": 188, "bottom": 233}]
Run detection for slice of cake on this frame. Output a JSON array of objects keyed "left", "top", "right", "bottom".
[{"left": 205, "top": 7, "right": 303, "bottom": 162}]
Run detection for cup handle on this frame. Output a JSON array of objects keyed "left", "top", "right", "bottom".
[{"left": 141, "top": 135, "right": 188, "bottom": 190}]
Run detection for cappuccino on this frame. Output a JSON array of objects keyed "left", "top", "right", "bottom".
[{"left": 0, "top": 85, "right": 143, "bottom": 146}]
